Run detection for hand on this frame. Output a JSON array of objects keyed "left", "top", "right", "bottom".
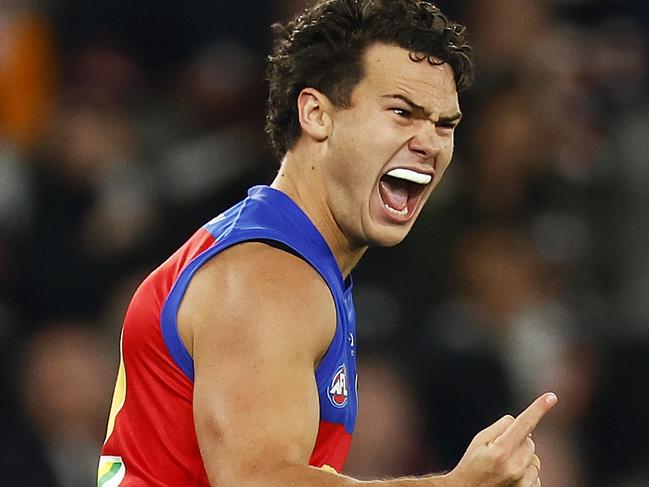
[{"left": 444, "top": 393, "right": 557, "bottom": 487}]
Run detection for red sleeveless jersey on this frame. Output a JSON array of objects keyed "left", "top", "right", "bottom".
[{"left": 99, "top": 186, "right": 358, "bottom": 486}]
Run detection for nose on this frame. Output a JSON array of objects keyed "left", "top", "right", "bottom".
[{"left": 408, "top": 121, "right": 440, "bottom": 161}]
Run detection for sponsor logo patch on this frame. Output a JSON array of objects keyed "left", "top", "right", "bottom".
[
  {"left": 98, "top": 455, "right": 126, "bottom": 487},
  {"left": 328, "top": 364, "right": 349, "bottom": 408}
]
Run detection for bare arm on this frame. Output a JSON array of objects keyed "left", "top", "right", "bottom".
[{"left": 179, "top": 242, "right": 555, "bottom": 487}]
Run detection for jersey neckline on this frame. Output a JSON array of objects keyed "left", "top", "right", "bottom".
[{"left": 247, "top": 185, "right": 350, "bottom": 292}]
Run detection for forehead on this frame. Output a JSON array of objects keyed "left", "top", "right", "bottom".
[{"left": 355, "top": 43, "right": 459, "bottom": 113}]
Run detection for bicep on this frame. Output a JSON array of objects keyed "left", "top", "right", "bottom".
[
  {"left": 180, "top": 244, "right": 336, "bottom": 486},
  {"left": 193, "top": 337, "right": 321, "bottom": 485}
]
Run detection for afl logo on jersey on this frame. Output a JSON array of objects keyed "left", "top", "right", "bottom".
[{"left": 328, "top": 364, "right": 349, "bottom": 408}]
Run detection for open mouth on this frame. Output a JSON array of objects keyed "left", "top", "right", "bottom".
[{"left": 378, "top": 168, "right": 431, "bottom": 219}]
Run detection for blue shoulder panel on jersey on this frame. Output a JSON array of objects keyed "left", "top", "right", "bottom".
[
  {"left": 160, "top": 198, "right": 250, "bottom": 381},
  {"left": 160, "top": 186, "right": 354, "bottom": 392}
]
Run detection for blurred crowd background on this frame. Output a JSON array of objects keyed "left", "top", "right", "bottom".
[{"left": 0, "top": 0, "right": 647, "bottom": 486}]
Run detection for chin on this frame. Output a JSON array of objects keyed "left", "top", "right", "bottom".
[{"left": 365, "top": 225, "right": 411, "bottom": 248}]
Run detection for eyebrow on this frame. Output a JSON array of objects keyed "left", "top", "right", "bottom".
[{"left": 382, "top": 94, "right": 463, "bottom": 124}]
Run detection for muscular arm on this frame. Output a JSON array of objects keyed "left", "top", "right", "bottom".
[
  {"left": 178, "top": 242, "right": 446, "bottom": 487},
  {"left": 178, "top": 242, "right": 555, "bottom": 487}
]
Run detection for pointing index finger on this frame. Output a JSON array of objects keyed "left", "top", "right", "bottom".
[{"left": 495, "top": 393, "right": 558, "bottom": 448}]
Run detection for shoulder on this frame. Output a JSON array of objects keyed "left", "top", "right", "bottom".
[{"left": 178, "top": 241, "right": 337, "bottom": 364}]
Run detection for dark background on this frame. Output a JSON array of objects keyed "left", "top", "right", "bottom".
[{"left": 0, "top": 1, "right": 647, "bottom": 485}]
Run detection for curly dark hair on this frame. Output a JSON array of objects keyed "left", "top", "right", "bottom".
[{"left": 265, "top": 0, "right": 474, "bottom": 159}]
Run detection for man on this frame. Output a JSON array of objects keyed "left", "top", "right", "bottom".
[{"left": 99, "top": 1, "right": 557, "bottom": 486}]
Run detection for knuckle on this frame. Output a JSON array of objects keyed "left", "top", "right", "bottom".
[
  {"left": 472, "top": 429, "right": 488, "bottom": 445},
  {"left": 528, "top": 464, "right": 541, "bottom": 482},
  {"left": 526, "top": 437, "right": 536, "bottom": 453},
  {"left": 527, "top": 462, "right": 541, "bottom": 481}
]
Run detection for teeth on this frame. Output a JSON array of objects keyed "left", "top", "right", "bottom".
[
  {"left": 384, "top": 204, "right": 408, "bottom": 217},
  {"left": 386, "top": 168, "right": 432, "bottom": 185}
]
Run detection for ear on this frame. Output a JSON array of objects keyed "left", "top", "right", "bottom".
[{"left": 296, "top": 88, "right": 333, "bottom": 143}]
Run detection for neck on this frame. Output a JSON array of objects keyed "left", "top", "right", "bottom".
[{"left": 270, "top": 150, "right": 366, "bottom": 278}]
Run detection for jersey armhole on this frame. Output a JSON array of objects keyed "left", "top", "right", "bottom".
[{"left": 160, "top": 234, "right": 344, "bottom": 384}]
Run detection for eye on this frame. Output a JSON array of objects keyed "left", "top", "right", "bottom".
[
  {"left": 391, "top": 108, "right": 412, "bottom": 118},
  {"left": 437, "top": 122, "right": 458, "bottom": 130}
]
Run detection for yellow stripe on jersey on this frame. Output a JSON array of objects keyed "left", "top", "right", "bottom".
[{"left": 104, "top": 330, "right": 127, "bottom": 445}]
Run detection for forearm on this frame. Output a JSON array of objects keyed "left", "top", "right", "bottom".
[{"left": 225, "top": 464, "right": 451, "bottom": 487}]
